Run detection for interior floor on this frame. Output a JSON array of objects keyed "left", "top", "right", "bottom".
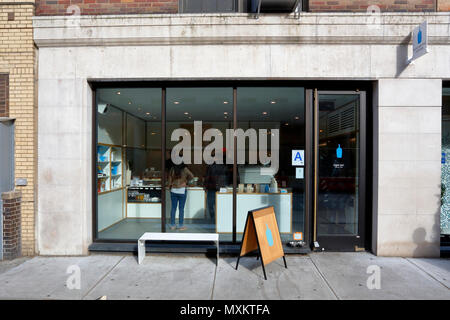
[{"left": 98, "top": 217, "right": 304, "bottom": 243}]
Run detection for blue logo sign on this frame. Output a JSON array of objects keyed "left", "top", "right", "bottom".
[
  {"left": 442, "top": 152, "right": 446, "bottom": 164},
  {"left": 336, "top": 144, "right": 343, "bottom": 159},
  {"left": 418, "top": 29, "right": 422, "bottom": 44},
  {"left": 265, "top": 224, "right": 274, "bottom": 247}
]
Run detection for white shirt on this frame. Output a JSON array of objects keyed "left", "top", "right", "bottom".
[{"left": 171, "top": 187, "right": 186, "bottom": 195}]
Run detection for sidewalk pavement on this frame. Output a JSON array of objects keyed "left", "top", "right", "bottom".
[{"left": 0, "top": 252, "right": 448, "bottom": 300}]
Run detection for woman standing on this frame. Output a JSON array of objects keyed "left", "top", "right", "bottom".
[{"left": 167, "top": 163, "right": 194, "bottom": 230}]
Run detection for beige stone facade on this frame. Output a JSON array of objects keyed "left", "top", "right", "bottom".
[{"left": 0, "top": 1, "right": 35, "bottom": 256}]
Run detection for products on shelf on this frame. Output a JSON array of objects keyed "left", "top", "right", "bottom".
[{"left": 97, "top": 144, "right": 123, "bottom": 193}]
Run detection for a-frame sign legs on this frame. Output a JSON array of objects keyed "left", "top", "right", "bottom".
[
  {"left": 236, "top": 207, "right": 287, "bottom": 280},
  {"left": 235, "top": 213, "right": 269, "bottom": 280},
  {"left": 283, "top": 256, "right": 288, "bottom": 269},
  {"left": 259, "top": 249, "right": 267, "bottom": 280}
]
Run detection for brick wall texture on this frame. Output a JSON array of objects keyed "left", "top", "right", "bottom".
[
  {"left": 0, "top": 74, "right": 8, "bottom": 117},
  {"left": 34, "top": 0, "right": 449, "bottom": 15},
  {"left": 2, "top": 191, "right": 22, "bottom": 260},
  {"left": 309, "top": 0, "right": 437, "bottom": 12},
  {"left": 438, "top": 0, "right": 450, "bottom": 11},
  {"left": 36, "top": 0, "right": 178, "bottom": 15},
  {"left": 0, "top": 3, "right": 35, "bottom": 256}
]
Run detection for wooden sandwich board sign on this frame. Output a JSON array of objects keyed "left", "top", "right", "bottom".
[{"left": 235, "top": 206, "right": 287, "bottom": 280}]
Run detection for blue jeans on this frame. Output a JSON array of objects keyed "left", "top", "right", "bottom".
[{"left": 170, "top": 191, "right": 187, "bottom": 227}]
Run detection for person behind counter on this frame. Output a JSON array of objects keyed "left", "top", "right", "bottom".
[
  {"left": 205, "top": 151, "right": 230, "bottom": 221},
  {"left": 167, "top": 163, "right": 195, "bottom": 231}
]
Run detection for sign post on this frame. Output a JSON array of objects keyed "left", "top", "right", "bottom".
[{"left": 235, "top": 206, "right": 287, "bottom": 280}]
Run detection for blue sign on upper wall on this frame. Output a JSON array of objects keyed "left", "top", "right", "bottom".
[{"left": 409, "top": 20, "right": 429, "bottom": 63}]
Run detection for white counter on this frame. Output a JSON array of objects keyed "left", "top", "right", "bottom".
[
  {"left": 126, "top": 187, "right": 206, "bottom": 219},
  {"left": 215, "top": 192, "right": 292, "bottom": 234}
]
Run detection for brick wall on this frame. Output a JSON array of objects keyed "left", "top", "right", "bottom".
[
  {"left": 2, "top": 191, "right": 22, "bottom": 260},
  {"left": 0, "top": 74, "right": 8, "bottom": 117},
  {"left": 438, "top": 0, "right": 450, "bottom": 11},
  {"left": 309, "top": 0, "right": 436, "bottom": 12},
  {"left": 36, "top": 0, "right": 178, "bottom": 15},
  {"left": 0, "top": 4, "right": 35, "bottom": 256}
]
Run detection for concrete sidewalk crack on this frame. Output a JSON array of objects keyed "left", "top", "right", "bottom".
[
  {"left": 309, "top": 256, "right": 340, "bottom": 300},
  {"left": 405, "top": 258, "right": 450, "bottom": 290},
  {"left": 209, "top": 259, "right": 218, "bottom": 300},
  {"left": 81, "top": 255, "right": 125, "bottom": 300}
]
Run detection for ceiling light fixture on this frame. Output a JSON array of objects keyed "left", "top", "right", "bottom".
[
  {"left": 223, "top": 101, "right": 229, "bottom": 104},
  {"left": 116, "top": 91, "right": 121, "bottom": 95},
  {"left": 174, "top": 101, "right": 180, "bottom": 105},
  {"left": 270, "top": 100, "right": 276, "bottom": 104},
  {"left": 262, "top": 111, "right": 268, "bottom": 115}
]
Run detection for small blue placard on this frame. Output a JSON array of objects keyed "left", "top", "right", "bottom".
[{"left": 442, "top": 152, "right": 446, "bottom": 164}]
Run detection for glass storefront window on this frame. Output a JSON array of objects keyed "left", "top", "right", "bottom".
[
  {"left": 96, "top": 88, "right": 162, "bottom": 240},
  {"left": 166, "top": 88, "right": 233, "bottom": 241},
  {"left": 94, "top": 85, "right": 306, "bottom": 246},
  {"left": 236, "top": 87, "right": 306, "bottom": 243},
  {"left": 442, "top": 87, "right": 450, "bottom": 236}
]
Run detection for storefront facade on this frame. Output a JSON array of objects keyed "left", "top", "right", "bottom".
[{"left": 33, "top": 12, "right": 448, "bottom": 257}]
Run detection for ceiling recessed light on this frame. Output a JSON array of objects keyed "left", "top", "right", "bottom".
[
  {"left": 146, "top": 112, "right": 150, "bottom": 115},
  {"left": 174, "top": 101, "right": 180, "bottom": 105},
  {"left": 285, "top": 123, "right": 289, "bottom": 126},
  {"left": 295, "top": 116, "right": 299, "bottom": 120},
  {"left": 184, "top": 112, "right": 189, "bottom": 115},
  {"left": 224, "top": 112, "right": 228, "bottom": 115},
  {"left": 270, "top": 100, "right": 276, "bottom": 104},
  {"left": 128, "top": 101, "right": 132, "bottom": 105},
  {"left": 116, "top": 91, "right": 121, "bottom": 95},
  {"left": 151, "top": 132, "right": 157, "bottom": 135},
  {"left": 223, "top": 101, "right": 229, "bottom": 104},
  {"left": 262, "top": 111, "right": 268, "bottom": 115}
]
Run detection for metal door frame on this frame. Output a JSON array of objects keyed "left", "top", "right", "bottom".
[{"left": 312, "top": 90, "right": 366, "bottom": 251}]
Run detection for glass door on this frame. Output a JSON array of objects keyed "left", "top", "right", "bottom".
[{"left": 313, "top": 91, "right": 366, "bottom": 251}]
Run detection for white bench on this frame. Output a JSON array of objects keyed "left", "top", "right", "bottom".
[{"left": 138, "top": 232, "right": 219, "bottom": 265}]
